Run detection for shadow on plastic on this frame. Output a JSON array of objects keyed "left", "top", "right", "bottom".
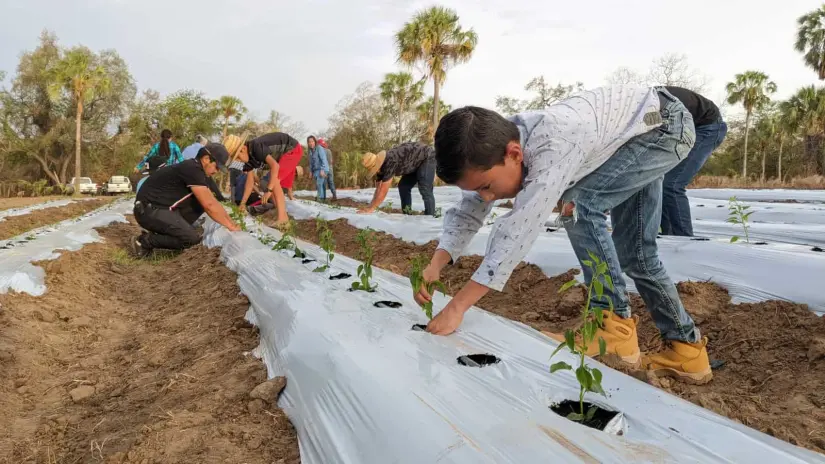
[
  {"left": 457, "top": 354, "right": 500, "bottom": 367},
  {"left": 550, "top": 400, "right": 625, "bottom": 434},
  {"left": 329, "top": 272, "right": 351, "bottom": 280}
]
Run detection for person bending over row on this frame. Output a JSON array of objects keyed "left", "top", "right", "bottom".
[
  {"left": 357, "top": 142, "right": 437, "bottom": 216},
  {"left": 414, "top": 85, "right": 712, "bottom": 385},
  {"left": 131, "top": 144, "right": 240, "bottom": 257},
  {"left": 224, "top": 131, "right": 303, "bottom": 226}
]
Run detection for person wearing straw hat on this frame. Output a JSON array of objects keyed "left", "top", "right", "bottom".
[
  {"left": 358, "top": 141, "right": 437, "bottom": 216},
  {"left": 223, "top": 131, "right": 303, "bottom": 226}
]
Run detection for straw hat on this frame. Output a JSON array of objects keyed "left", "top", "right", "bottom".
[
  {"left": 222, "top": 131, "right": 250, "bottom": 162},
  {"left": 361, "top": 150, "right": 386, "bottom": 177},
  {"left": 295, "top": 165, "right": 304, "bottom": 177}
]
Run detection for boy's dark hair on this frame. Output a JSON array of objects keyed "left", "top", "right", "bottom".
[{"left": 434, "top": 106, "right": 520, "bottom": 184}]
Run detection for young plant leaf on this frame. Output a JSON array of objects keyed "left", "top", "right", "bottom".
[
  {"left": 575, "top": 366, "right": 592, "bottom": 391},
  {"left": 566, "top": 412, "right": 584, "bottom": 422},
  {"left": 582, "top": 259, "right": 593, "bottom": 268},
  {"left": 730, "top": 236, "right": 740, "bottom": 243},
  {"left": 598, "top": 337, "right": 607, "bottom": 357},
  {"left": 593, "top": 278, "right": 604, "bottom": 299},
  {"left": 549, "top": 361, "right": 573, "bottom": 373},
  {"left": 564, "top": 330, "right": 576, "bottom": 352},
  {"left": 585, "top": 405, "right": 598, "bottom": 421},
  {"left": 558, "top": 279, "right": 577, "bottom": 294}
]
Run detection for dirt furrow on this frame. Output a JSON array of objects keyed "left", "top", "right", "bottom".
[
  {"left": 0, "top": 220, "right": 300, "bottom": 464},
  {"left": 0, "top": 197, "right": 117, "bottom": 241}
]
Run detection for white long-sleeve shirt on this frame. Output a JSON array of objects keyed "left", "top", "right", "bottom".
[{"left": 437, "top": 85, "right": 664, "bottom": 291}]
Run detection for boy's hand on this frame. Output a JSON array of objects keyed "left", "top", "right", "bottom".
[
  {"left": 426, "top": 301, "right": 465, "bottom": 335},
  {"left": 357, "top": 207, "right": 376, "bottom": 214},
  {"left": 227, "top": 223, "right": 242, "bottom": 232},
  {"left": 414, "top": 264, "right": 441, "bottom": 306}
]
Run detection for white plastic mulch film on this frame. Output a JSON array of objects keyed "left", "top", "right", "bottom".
[
  {"left": 0, "top": 199, "right": 131, "bottom": 295},
  {"left": 202, "top": 218, "right": 825, "bottom": 464},
  {"left": 288, "top": 190, "right": 825, "bottom": 316}
]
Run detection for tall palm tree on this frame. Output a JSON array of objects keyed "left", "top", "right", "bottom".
[
  {"left": 217, "top": 95, "right": 247, "bottom": 138},
  {"left": 379, "top": 72, "right": 425, "bottom": 144},
  {"left": 796, "top": 5, "right": 825, "bottom": 79},
  {"left": 780, "top": 86, "right": 825, "bottom": 174},
  {"left": 395, "top": 6, "right": 477, "bottom": 135},
  {"left": 416, "top": 97, "right": 452, "bottom": 144},
  {"left": 725, "top": 71, "right": 777, "bottom": 178},
  {"left": 47, "top": 47, "right": 110, "bottom": 195}
]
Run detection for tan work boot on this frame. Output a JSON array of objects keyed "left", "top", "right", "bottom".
[
  {"left": 642, "top": 337, "right": 713, "bottom": 385},
  {"left": 543, "top": 310, "right": 641, "bottom": 368}
]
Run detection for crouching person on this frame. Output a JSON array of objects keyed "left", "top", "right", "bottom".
[
  {"left": 131, "top": 144, "right": 241, "bottom": 257},
  {"left": 415, "top": 86, "right": 712, "bottom": 385}
]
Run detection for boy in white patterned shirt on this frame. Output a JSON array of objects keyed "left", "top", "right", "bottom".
[{"left": 413, "top": 85, "right": 712, "bottom": 385}]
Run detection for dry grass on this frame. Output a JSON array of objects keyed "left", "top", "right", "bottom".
[{"left": 690, "top": 175, "right": 825, "bottom": 190}]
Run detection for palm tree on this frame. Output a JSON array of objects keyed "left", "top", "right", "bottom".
[
  {"left": 796, "top": 5, "right": 825, "bottom": 79},
  {"left": 395, "top": 6, "right": 477, "bottom": 136},
  {"left": 380, "top": 72, "right": 425, "bottom": 144},
  {"left": 725, "top": 71, "right": 777, "bottom": 179},
  {"left": 780, "top": 86, "right": 825, "bottom": 174},
  {"left": 216, "top": 95, "right": 247, "bottom": 138},
  {"left": 47, "top": 47, "right": 110, "bottom": 195},
  {"left": 416, "top": 97, "right": 452, "bottom": 144}
]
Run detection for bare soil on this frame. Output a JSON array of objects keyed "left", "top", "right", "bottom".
[
  {"left": 0, "top": 220, "right": 300, "bottom": 463},
  {"left": 275, "top": 216, "right": 825, "bottom": 454},
  {"left": 0, "top": 196, "right": 68, "bottom": 212},
  {"left": 0, "top": 198, "right": 116, "bottom": 241}
]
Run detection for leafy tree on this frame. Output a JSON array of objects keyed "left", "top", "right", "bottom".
[
  {"left": 216, "top": 95, "right": 246, "bottom": 138},
  {"left": 416, "top": 96, "right": 451, "bottom": 144},
  {"left": 395, "top": 6, "right": 477, "bottom": 135},
  {"left": 725, "top": 71, "right": 777, "bottom": 178},
  {"left": 158, "top": 90, "right": 219, "bottom": 145},
  {"left": 380, "top": 72, "right": 424, "bottom": 144},
  {"left": 47, "top": 46, "right": 111, "bottom": 193},
  {"left": 495, "top": 77, "right": 583, "bottom": 115},
  {"left": 605, "top": 66, "right": 645, "bottom": 85},
  {"left": 779, "top": 85, "right": 825, "bottom": 173},
  {"left": 796, "top": 5, "right": 825, "bottom": 79}
]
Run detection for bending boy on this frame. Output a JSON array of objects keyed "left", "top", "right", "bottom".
[{"left": 414, "top": 85, "right": 712, "bottom": 385}]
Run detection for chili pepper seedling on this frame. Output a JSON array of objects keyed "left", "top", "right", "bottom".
[
  {"left": 228, "top": 203, "right": 247, "bottom": 231},
  {"left": 550, "top": 251, "right": 614, "bottom": 423},
  {"left": 351, "top": 228, "right": 377, "bottom": 292},
  {"left": 727, "top": 196, "right": 753, "bottom": 243},
  {"left": 313, "top": 216, "right": 335, "bottom": 273},
  {"left": 408, "top": 255, "right": 447, "bottom": 320}
]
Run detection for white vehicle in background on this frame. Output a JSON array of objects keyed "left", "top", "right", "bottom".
[
  {"left": 102, "top": 175, "right": 132, "bottom": 195},
  {"left": 67, "top": 177, "right": 99, "bottom": 195}
]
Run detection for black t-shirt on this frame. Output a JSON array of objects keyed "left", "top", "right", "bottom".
[
  {"left": 136, "top": 159, "right": 209, "bottom": 223},
  {"left": 376, "top": 142, "right": 435, "bottom": 182},
  {"left": 665, "top": 86, "right": 721, "bottom": 127},
  {"left": 243, "top": 132, "right": 299, "bottom": 172}
]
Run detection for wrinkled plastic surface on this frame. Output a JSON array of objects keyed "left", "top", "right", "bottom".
[
  {"left": 288, "top": 199, "right": 825, "bottom": 316},
  {"left": 202, "top": 218, "right": 825, "bottom": 463},
  {"left": 0, "top": 198, "right": 95, "bottom": 222},
  {"left": 0, "top": 200, "right": 130, "bottom": 295}
]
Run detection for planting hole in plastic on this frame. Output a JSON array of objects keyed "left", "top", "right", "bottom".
[
  {"left": 812, "top": 246, "right": 824, "bottom": 252},
  {"left": 457, "top": 354, "right": 500, "bottom": 367},
  {"left": 754, "top": 241, "right": 768, "bottom": 245},
  {"left": 347, "top": 287, "right": 376, "bottom": 293},
  {"left": 374, "top": 301, "right": 402, "bottom": 308},
  {"left": 690, "top": 237, "right": 710, "bottom": 241},
  {"left": 301, "top": 258, "right": 315, "bottom": 264},
  {"left": 545, "top": 227, "right": 558, "bottom": 232},
  {"left": 550, "top": 400, "right": 621, "bottom": 433},
  {"left": 411, "top": 324, "right": 427, "bottom": 331},
  {"left": 329, "top": 272, "right": 351, "bottom": 280}
]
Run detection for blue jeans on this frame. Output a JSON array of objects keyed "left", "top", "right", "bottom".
[
  {"left": 559, "top": 89, "right": 700, "bottom": 343},
  {"left": 661, "top": 118, "right": 728, "bottom": 236},
  {"left": 325, "top": 168, "right": 337, "bottom": 198},
  {"left": 314, "top": 173, "right": 327, "bottom": 200},
  {"left": 398, "top": 157, "right": 436, "bottom": 215}
]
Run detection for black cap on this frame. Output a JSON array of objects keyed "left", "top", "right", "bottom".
[{"left": 198, "top": 143, "right": 230, "bottom": 171}]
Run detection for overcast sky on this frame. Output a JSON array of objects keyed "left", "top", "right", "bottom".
[{"left": 0, "top": 0, "right": 821, "bottom": 134}]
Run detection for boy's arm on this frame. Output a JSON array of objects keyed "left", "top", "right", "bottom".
[{"left": 433, "top": 191, "right": 494, "bottom": 267}]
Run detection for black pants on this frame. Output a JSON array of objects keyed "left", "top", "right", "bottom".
[
  {"left": 234, "top": 192, "right": 261, "bottom": 207},
  {"left": 134, "top": 202, "right": 201, "bottom": 251},
  {"left": 398, "top": 157, "right": 436, "bottom": 215}
]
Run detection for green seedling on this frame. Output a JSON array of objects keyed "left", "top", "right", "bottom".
[
  {"left": 485, "top": 211, "right": 498, "bottom": 226},
  {"left": 380, "top": 200, "right": 394, "bottom": 213},
  {"left": 408, "top": 255, "right": 447, "bottom": 320},
  {"left": 351, "top": 228, "right": 377, "bottom": 292},
  {"left": 433, "top": 207, "right": 443, "bottom": 219},
  {"left": 727, "top": 196, "right": 752, "bottom": 243},
  {"left": 550, "top": 251, "right": 615, "bottom": 423},
  {"left": 313, "top": 217, "right": 335, "bottom": 273},
  {"left": 272, "top": 219, "right": 305, "bottom": 258},
  {"left": 402, "top": 205, "right": 413, "bottom": 215},
  {"left": 228, "top": 203, "right": 247, "bottom": 231}
]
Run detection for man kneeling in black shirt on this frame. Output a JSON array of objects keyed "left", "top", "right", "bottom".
[{"left": 131, "top": 143, "right": 241, "bottom": 257}]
